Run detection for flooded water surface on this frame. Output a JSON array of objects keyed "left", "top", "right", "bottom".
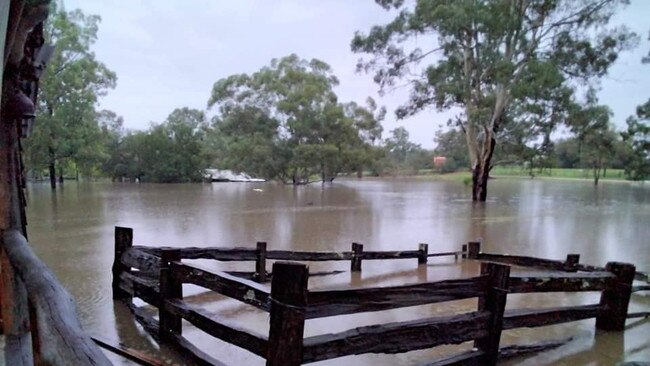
[{"left": 24, "top": 178, "right": 650, "bottom": 365}]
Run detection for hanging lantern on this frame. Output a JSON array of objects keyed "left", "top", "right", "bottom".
[{"left": 7, "top": 90, "right": 36, "bottom": 138}]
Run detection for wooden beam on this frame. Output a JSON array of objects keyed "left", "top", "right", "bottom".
[
  {"left": 418, "top": 243, "right": 429, "bottom": 264},
  {"left": 301, "top": 311, "right": 490, "bottom": 364},
  {"left": 172, "top": 262, "right": 270, "bottom": 311},
  {"left": 255, "top": 241, "right": 267, "bottom": 283},
  {"left": 137, "top": 246, "right": 257, "bottom": 261},
  {"left": 508, "top": 271, "right": 613, "bottom": 293},
  {"left": 266, "top": 250, "right": 353, "bottom": 261},
  {"left": 164, "top": 299, "right": 268, "bottom": 358},
  {"left": 361, "top": 249, "right": 420, "bottom": 260},
  {"left": 113, "top": 226, "right": 133, "bottom": 300},
  {"left": 121, "top": 247, "right": 162, "bottom": 275},
  {"left": 474, "top": 263, "right": 510, "bottom": 365},
  {"left": 91, "top": 336, "right": 165, "bottom": 366},
  {"left": 2, "top": 229, "right": 111, "bottom": 365},
  {"left": 467, "top": 241, "right": 481, "bottom": 259},
  {"left": 267, "top": 262, "right": 309, "bottom": 366},
  {"left": 503, "top": 304, "right": 603, "bottom": 330},
  {"left": 596, "top": 262, "right": 635, "bottom": 331},
  {"left": 159, "top": 249, "right": 182, "bottom": 341},
  {"left": 477, "top": 252, "right": 566, "bottom": 270},
  {"left": 351, "top": 242, "right": 363, "bottom": 272},
  {"left": 564, "top": 254, "right": 580, "bottom": 272},
  {"left": 306, "top": 276, "right": 488, "bottom": 319}
]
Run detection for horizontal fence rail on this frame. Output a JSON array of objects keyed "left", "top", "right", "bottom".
[
  {"left": 171, "top": 262, "right": 270, "bottom": 311},
  {"left": 503, "top": 304, "right": 604, "bottom": 330},
  {"left": 112, "top": 227, "right": 647, "bottom": 366},
  {"left": 301, "top": 311, "right": 491, "bottom": 364},
  {"left": 508, "top": 271, "right": 613, "bottom": 293},
  {"left": 163, "top": 299, "right": 268, "bottom": 357},
  {"left": 306, "top": 275, "right": 489, "bottom": 318}
]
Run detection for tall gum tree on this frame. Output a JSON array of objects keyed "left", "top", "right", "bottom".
[
  {"left": 207, "top": 55, "right": 384, "bottom": 184},
  {"left": 352, "top": 0, "right": 636, "bottom": 201},
  {"left": 25, "top": 4, "right": 116, "bottom": 189}
]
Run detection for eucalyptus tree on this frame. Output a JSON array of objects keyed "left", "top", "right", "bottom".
[
  {"left": 24, "top": 5, "right": 116, "bottom": 188},
  {"left": 621, "top": 30, "right": 650, "bottom": 180},
  {"left": 567, "top": 93, "right": 618, "bottom": 185},
  {"left": 352, "top": 0, "right": 635, "bottom": 200},
  {"left": 208, "top": 55, "right": 384, "bottom": 184},
  {"left": 622, "top": 101, "right": 650, "bottom": 180}
]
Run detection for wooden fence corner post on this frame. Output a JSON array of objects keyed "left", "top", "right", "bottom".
[
  {"left": 351, "top": 242, "right": 363, "bottom": 272},
  {"left": 596, "top": 262, "right": 635, "bottom": 331},
  {"left": 475, "top": 262, "right": 510, "bottom": 366},
  {"left": 112, "top": 226, "right": 133, "bottom": 301},
  {"left": 418, "top": 243, "right": 428, "bottom": 265},
  {"left": 564, "top": 254, "right": 580, "bottom": 272},
  {"left": 467, "top": 241, "right": 481, "bottom": 259},
  {"left": 461, "top": 244, "right": 467, "bottom": 259},
  {"left": 267, "top": 261, "right": 308, "bottom": 366},
  {"left": 159, "top": 248, "right": 182, "bottom": 341},
  {"left": 255, "top": 241, "right": 267, "bottom": 283}
]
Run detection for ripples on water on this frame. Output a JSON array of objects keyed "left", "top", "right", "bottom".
[{"left": 23, "top": 178, "right": 650, "bottom": 365}]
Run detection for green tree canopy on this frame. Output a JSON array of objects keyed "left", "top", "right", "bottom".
[
  {"left": 352, "top": 0, "right": 636, "bottom": 200},
  {"left": 24, "top": 4, "right": 116, "bottom": 188},
  {"left": 622, "top": 100, "right": 650, "bottom": 180},
  {"left": 207, "top": 54, "right": 384, "bottom": 184},
  {"left": 101, "top": 108, "right": 209, "bottom": 183}
]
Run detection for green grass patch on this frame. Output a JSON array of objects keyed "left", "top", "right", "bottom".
[{"left": 490, "top": 166, "right": 627, "bottom": 181}]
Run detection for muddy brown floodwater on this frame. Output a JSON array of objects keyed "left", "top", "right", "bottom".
[{"left": 16, "top": 177, "right": 650, "bottom": 365}]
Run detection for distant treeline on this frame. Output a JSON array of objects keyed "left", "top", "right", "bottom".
[{"left": 23, "top": 3, "right": 650, "bottom": 188}]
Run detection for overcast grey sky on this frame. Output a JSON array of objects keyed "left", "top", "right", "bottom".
[{"left": 65, "top": 0, "right": 649, "bottom": 148}]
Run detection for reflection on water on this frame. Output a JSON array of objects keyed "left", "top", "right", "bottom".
[{"left": 23, "top": 178, "right": 650, "bottom": 365}]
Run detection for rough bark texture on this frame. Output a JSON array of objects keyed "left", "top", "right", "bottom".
[
  {"left": 172, "top": 262, "right": 270, "bottom": 311},
  {"left": 509, "top": 271, "right": 613, "bottom": 293},
  {"left": 267, "top": 262, "right": 309, "bottom": 366},
  {"left": 112, "top": 226, "right": 133, "bottom": 300},
  {"left": 306, "top": 276, "right": 488, "bottom": 319},
  {"left": 164, "top": 299, "right": 268, "bottom": 357},
  {"left": 302, "top": 311, "right": 490, "bottom": 364},
  {"left": 3, "top": 229, "right": 112, "bottom": 366},
  {"left": 503, "top": 304, "right": 603, "bottom": 330},
  {"left": 596, "top": 262, "right": 635, "bottom": 331}
]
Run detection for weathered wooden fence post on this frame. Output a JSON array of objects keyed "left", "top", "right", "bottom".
[
  {"left": 255, "top": 241, "right": 267, "bottom": 283},
  {"left": 596, "top": 261, "right": 635, "bottom": 331},
  {"left": 461, "top": 244, "right": 467, "bottom": 259},
  {"left": 564, "top": 254, "right": 580, "bottom": 272},
  {"left": 112, "top": 226, "right": 133, "bottom": 300},
  {"left": 159, "top": 248, "right": 182, "bottom": 341},
  {"left": 418, "top": 243, "right": 428, "bottom": 264},
  {"left": 351, "top": 242, "right": 363, "bottom": 272},
  {"left": 475, "top": 262, "right": 510, "bottom": 365},
  {"left": 267, "top": 262, "right": 309, "bottom": 366},
  {"left": 467, "top": 241, "right": 481, "bottom": 259}
]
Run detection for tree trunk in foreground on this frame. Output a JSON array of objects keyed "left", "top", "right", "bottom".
[
  {"left": 471, "top": 136, "right": 497, "bottom": 202},
  {"left": 472, "top": 164, "right": 490, "bottom": 202},
  {"left": 48, "top": 162, "right": 56, "bottom": 190}
]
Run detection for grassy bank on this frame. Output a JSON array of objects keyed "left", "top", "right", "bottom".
[
  {"left": 489, "top": 166, "right": 627, "bottom": 181},
  {"left": 364, "top": 166, "right": 629, "bottom": 184}
]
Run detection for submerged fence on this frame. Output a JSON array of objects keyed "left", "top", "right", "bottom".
[{"left": 112, "top": 227, "right": 649, "bottom": 366}]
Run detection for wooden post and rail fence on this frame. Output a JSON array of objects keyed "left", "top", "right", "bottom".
[{"left": 112, "top": 226, "right": 649, "bottom": 366}]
